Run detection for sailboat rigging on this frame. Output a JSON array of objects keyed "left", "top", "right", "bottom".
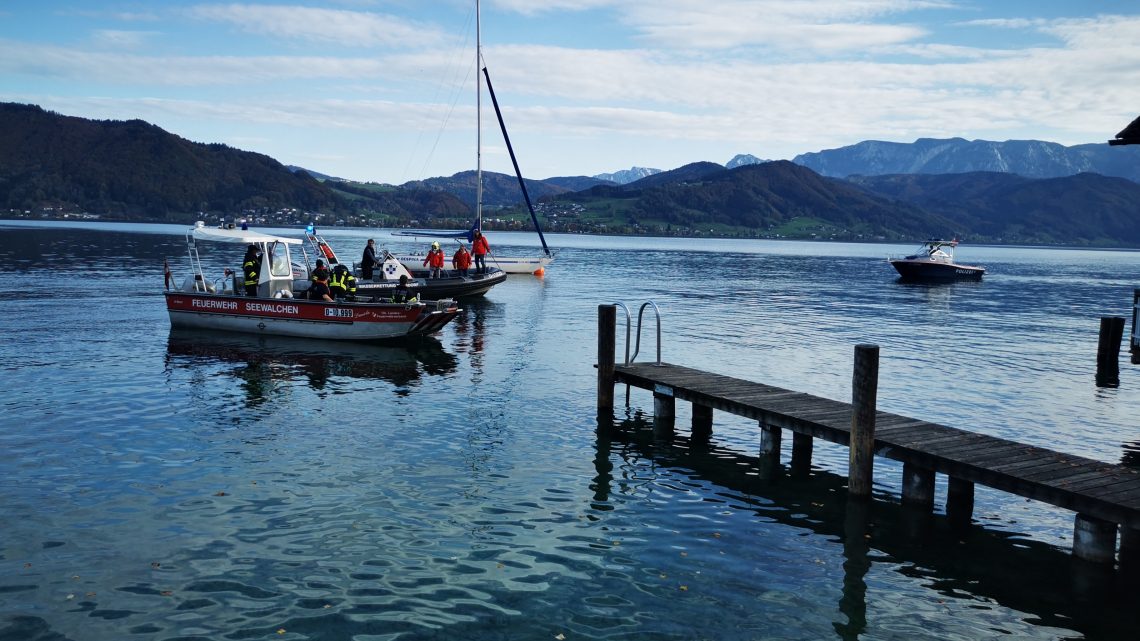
[{"left": 395, "top": 0, "right": 555, "bottom": 275}]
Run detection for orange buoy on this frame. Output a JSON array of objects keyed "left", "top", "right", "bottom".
[{"left": 532, "top": 267, "right": 545, "bottom": 277}]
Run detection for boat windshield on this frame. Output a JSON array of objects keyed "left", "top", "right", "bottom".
[{"left": 267, "top": 241, "right": 291, "bottom": 277}]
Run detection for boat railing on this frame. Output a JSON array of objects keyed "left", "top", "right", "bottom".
[{"left": 186, "top": 229, "right": 206, "bottom": 284}]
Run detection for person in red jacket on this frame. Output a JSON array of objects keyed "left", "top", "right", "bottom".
[
  {"left": 471, "top": 230, "right": 490, "bottom": 275},
  {"left": 423, "top": 242, "right": 446, "bottom": 279},
  {"left": 452, "top": 243, "right": 472, "bottom": 277}
]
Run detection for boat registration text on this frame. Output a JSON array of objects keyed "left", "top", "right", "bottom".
[{"left": 190, "top": 298, "right": 302, "bottom": 315}]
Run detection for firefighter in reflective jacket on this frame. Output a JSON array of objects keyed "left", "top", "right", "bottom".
[
  {"left": 242, "top": 245, "right": 259, "bottom": 296},
  {"left": 329, "top": 264, "right": 357, "bottom": 300}
]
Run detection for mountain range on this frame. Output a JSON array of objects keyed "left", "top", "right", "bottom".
[
  {"left": 3, "top": 102, "right": 1140, "bottom": 246},
  {"left": 558, "top": 160, "right": 954, "bottom": 240},
  {"left": 792, "top": 137, "right": 1140, "bottom": 183}
]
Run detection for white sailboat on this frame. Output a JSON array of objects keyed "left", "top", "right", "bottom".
[{"left": 395, "top": 0, "right": 555, "bottom": 276}]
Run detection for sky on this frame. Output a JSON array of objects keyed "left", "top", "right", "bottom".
[{"left": 1, "top": 1, "right": 1139, "bottom": 184}]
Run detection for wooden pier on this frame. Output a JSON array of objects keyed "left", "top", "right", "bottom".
[{"left": 597, "top": 305, "right": 1140, "bottom": 568}]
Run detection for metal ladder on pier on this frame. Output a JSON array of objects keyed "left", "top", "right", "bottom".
[{"left": 613, "top": 301, "right": 662, "bottom": 405}]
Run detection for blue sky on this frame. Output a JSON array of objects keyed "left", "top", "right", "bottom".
[{"left": 2, "top": 1, "right": 1138, "bottom": 184}]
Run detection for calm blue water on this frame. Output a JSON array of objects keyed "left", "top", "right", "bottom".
[{"left": 2, "top": 220, "right": 1139, "bottom": 640}]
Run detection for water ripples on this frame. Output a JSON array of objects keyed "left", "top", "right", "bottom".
[{"left": 3, "top": 224, "right": 1140, "bottom": 639}]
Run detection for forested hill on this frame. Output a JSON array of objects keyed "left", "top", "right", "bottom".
[
  {"left": 0, "top": 103, "right": 348, "bottom": 219},
  {"left": 547, "top": 160, "right": 1140, "bottom": 245},
  {"left": 553, "top": 161, "right": 961, "bottom": 240},
  {"left": 5, "top": 102, "right": 1140, "bottom": 245},
  {"left": 848, "top": 171, "right": 1140, "bottom": 246}
]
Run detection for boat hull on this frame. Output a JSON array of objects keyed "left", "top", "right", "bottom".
[
  {"left": 165, "top": 292, "right": 458, "bottom": 340},
  {"left": 890, "top": 259, "right": 985, "bottom": 282},
  {"left": 483, "top": 255, "right": 553, "bottom": 275},
  {"left": 397, "top": 254, "right": 551, "bottom": 276},
  {"left": 359, "top": 269, "right": 507, "bottom": 300}
]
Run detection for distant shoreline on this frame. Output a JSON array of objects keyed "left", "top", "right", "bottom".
[{"left": 6, "top": 216, "right": 1140, "bottom": 252}]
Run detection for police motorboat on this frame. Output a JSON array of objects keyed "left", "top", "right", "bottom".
[{"left": 888, "top": 239, "right": 985, "bottom": 282}]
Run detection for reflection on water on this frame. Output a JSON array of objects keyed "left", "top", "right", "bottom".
[
  {"left": 598, "top": 414, "right": 1140, "bottom": 640},
  {"left": 1121, "top": 441, "right": 1140, "bottom": 468},
  {"left": 165, "top": 329, "right": 458, "bottom": 396},
  {"left": 451, "top": 298, "right": 493, "bottom": 371}
]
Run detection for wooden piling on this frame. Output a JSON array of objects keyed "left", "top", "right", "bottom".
[
  {"left": 1073, "top": 513, "right": 1117, "bottom": 565},
  {"left": 653, "top": 386, "right": 676, "bottom": 437},
  {"left": 758, "top": 421, "right": 782, "bottom": 479},
  {"left": 901, "top": 462, "right": 935, "bottom": 511},
  {"left": 759, "top": 422, "right": 782, "bottom": 457},
  {"left": 790, "top": 432, "right": 813, "bottom": 477},
  {"left": 946, "top": 477, "right": 975, "bottom": 524},
  {"left": 692, "top": 403, "right": 713, "bottom": 444},
  {"left": 1131, "top": 288, "right": 1140, "bottom": 356},
  {"left": 1096, "top": 316, "right": 1125, "bottom": 387},
  {"left": 848, "top": 344, "right": 879, "bottom": 500},
  {"left": 597, "top": 305, "right": 616, "bottom": 415},
  {"left": 1120, "top": 527, "right": 1140, "bottom": 577}
]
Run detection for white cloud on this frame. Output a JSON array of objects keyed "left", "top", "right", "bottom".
[
  {"left": 958, "top": 18, "right": 1044, "bottom": 29},
  {"left": 186, "top": 3, "right": 450, "bottom": 48},
  {"left": 1041, "top": 14, "right": 1140, "bottom": 49},
  {"left": 489, "top": 0, "right": 617, "bottom": 16},
  {"left": 617, "top": 0, "right": 949, "bottom": 52},
  {"left": 91, "top": 30, "right": 158, "bottom": 49},
  {"left": 7, "top": 95, "right": 455, "bottom": 131},
  {"left": 0, "top": 40, "right": 415, "bottom": 85},
  {"left": 112, "top": 11, "right": 162, "bottom": 22}
]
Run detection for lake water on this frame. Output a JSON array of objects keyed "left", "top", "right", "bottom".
[{"left": 2, "top": 220, "right": 1139, "bottom": 640}]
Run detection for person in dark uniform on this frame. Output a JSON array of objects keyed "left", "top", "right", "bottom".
[
  {"left": 392, "top": 274, "right": 415, "bottom": 303},
  {"left": 329, "top": 264, "right": 357, "bottom": 300},
  {"left": 242, "top": 245, "right": 259, "bottom": 297},
  {"left": 361, "top": 239, "right": 378, "bottom": 281},
  {"left": 308, "top": 271, "right": 333, "bottom": 301},
  {"left": 311, "top": 259, "right": 329, "bottom": 284}
]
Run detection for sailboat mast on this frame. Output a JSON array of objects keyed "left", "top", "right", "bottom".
[{"left": 475, "top": 0, "right": 483, "bottom": 231}]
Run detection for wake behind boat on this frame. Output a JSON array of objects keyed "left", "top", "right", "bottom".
[
  {"left": 163, "top": 223, "right": 460, "bottom": 341},
  {"left": 888, "top": 239, "right": 985, "bottom": 282}
]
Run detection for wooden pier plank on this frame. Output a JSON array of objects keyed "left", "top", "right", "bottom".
[{"left": 612, "top": 361, "right": 1140, "bottom": 529}]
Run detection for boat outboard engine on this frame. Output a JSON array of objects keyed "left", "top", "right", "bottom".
[{"left": 182, "top": 274, "right": 215, "bottom": 293}]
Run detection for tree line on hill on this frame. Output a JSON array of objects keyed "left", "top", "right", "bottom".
[
  {"left": 542, "top": 160, "right": 1140, "bottom": 245},
  {"left": 3, "top": 102, "right": 1140, "bottom": 246},
  {"left": 0, "top": 103, "right": 466, "bottom": 224}
]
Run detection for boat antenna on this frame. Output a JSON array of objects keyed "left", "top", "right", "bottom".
[{"left": 482, "top": 65, "right": 551, "bottom": 257}]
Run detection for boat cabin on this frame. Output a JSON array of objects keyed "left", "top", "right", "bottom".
[{"left": 179, "top": 222, "right": 314, "bottom": 298}]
